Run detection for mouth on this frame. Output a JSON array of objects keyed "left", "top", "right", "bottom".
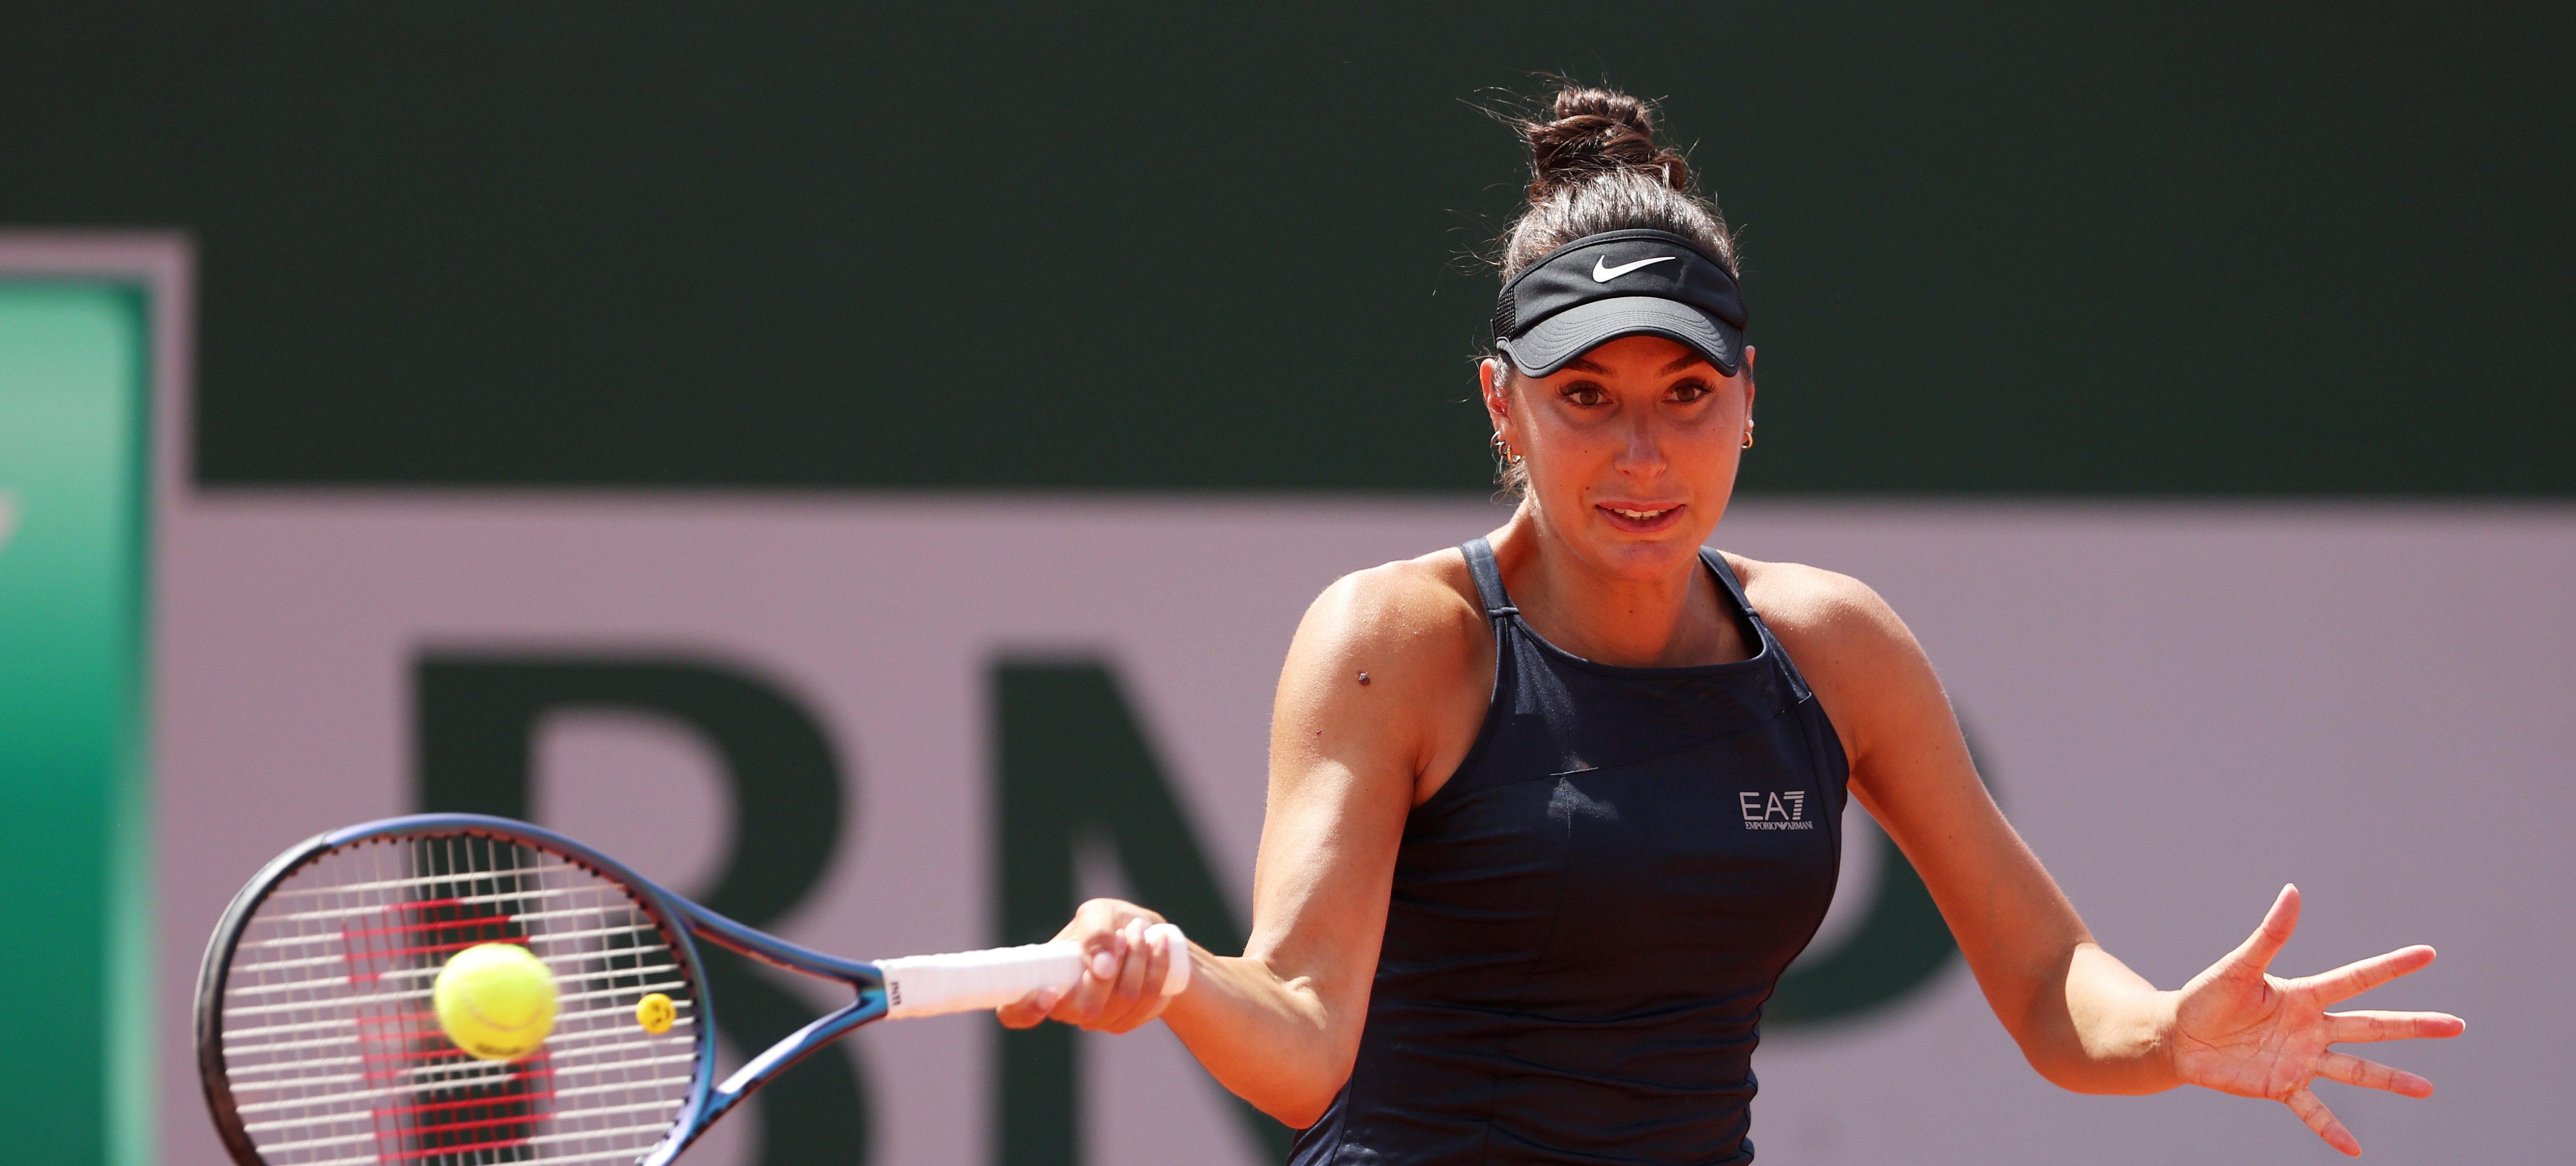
[{"left": 1595, "top": 503, "right": 1685, "bottom": 533}]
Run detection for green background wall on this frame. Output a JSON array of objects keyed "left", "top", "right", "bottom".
[
  {"left": 0, "top": 287, "right": 153, "bottom": 1166},
  {"left": 4, "top": 2, "right": 2568, "bottom": 494}
]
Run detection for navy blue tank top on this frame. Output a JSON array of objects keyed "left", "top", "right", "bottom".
[{"left": 1287, "top": 538, "right": 1851, "bottom": 1165}]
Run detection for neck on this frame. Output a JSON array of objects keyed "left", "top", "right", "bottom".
[{"left": 1487, "top": 504, "right": 1739, "bottom": 669}]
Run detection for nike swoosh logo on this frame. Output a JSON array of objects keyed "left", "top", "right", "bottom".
[{"left": 1592, "top": 254, "right": 1679, "bottom": 282}]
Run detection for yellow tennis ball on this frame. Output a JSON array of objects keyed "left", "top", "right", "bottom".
[
  {"left": 635, "top": 992, "right": 676, "bottom": 1035},
  {"left": 434, "top": 942, "right": 558, "bottom": 1061}
]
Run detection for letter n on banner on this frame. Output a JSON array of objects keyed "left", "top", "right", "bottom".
[
  {"left": 414, "top": 654, "right": 869, "bottom": 1166},
  {"left": 993, "top": 660, "right": 1292, "bottom": 1166}
]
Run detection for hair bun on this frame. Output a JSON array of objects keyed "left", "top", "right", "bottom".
[{"left": 1523, "top": 85, "right": 1689, "bottom": 199}]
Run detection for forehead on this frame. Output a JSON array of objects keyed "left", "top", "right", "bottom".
[{"left": 1547, "top": 334, "right": 1711, "bottom": 378}]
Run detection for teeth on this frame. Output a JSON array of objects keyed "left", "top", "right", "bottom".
[{"left": 1610, "top": 507, "right": 1668, "bottom": 520}]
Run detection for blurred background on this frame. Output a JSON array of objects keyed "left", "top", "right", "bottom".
[{"left": 1, "top": 3, "right": 2568, "bottom": 1165}]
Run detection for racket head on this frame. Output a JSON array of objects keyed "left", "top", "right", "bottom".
[{"left": 195, "top": 814, "right": 717, "bottom": 1166}]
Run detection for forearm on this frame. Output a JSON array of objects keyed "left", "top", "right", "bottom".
[
  {"left": 1888, "top": 802, "right": 2179, "bottom": 1095},
  {"left": 1161, "top": 949, "right": 1357, "bottom": 1127},
  {"left": 2016, "top": 942, "right": 2180, "bottom": 1095}
]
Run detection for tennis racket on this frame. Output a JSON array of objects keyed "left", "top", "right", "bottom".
[{"left": 194, "top": 813, "right": 1189, "bottom": 1166}]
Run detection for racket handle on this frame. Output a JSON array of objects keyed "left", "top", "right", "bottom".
[{"left": 877, "top": 923, "right": 1191, "bottom": 1019}]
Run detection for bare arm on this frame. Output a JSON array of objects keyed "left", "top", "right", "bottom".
[
  {"left": 996, "top": 558, "right": 1487, "bottom": 1127},
  {"left": 1756, "top": 559, "right": 2462, "bottom": 1152},
  {"left": 1757, "top": 563, "right": 2173, "bottom": 1090}
]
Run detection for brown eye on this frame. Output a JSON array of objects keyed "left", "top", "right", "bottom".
[
  {"left": 1561, "top": 383, "right": 1609, "bottom": 407},
  {"left": 1668, "top": 380, "right": 1713, "bottom": 403}
]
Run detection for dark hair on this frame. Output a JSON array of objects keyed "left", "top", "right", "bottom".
[
  {"left": 1498, "top": 85, "right": 1739, "bottom": 283},
  {"left": 1489, "top": 84, "right": 1742, "bottom": 496}
]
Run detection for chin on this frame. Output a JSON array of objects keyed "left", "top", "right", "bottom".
[
  {"left": 1535, "top": 494, "right": 1722, "bottom": 574},
  {"left": 1582, "top": 528, "right": 1707, "bottom": 579}
]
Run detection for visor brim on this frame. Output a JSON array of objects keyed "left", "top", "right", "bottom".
[{"left": 1497, "top": 296, "right": 1743, "bottom": 379}]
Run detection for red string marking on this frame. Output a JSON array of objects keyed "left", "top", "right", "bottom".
[
  {"left": 345, "top": 934, "right": 531, "bottom": 965},
  {"left": 228, "top": 839, "right": 694, "bottom": 1166},
  {"left": 331, "top": 854, "right": 550, "bottom": 1165},
  {"left": 369, "top": 1130, "right": 538, "bottom": 1164},
  {"left": 338, "top": 899, "right": 521, "bottom": 940},
  {"left": 339, "top": 893, "right": 525, "bottom": 986},
  {"left": 354, "top": 1010, "right": 438, "bottom": 1027},
  {"left": 368, "top": 1049, "right": 555, "bottom": 1164},
  {"left": 359, "top": 1045, "right": 508, "bottom": 1063},
  {"left": 368, "top": 1085, "right": 555, "bottom": 1122}
]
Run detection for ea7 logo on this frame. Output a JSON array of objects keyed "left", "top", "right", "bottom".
[{"left": 1739, "top": 790, "right": 1815, "bottom": 831}]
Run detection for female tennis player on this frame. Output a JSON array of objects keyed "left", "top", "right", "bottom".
[{"left": 998, "top": 85, "right": 2462, "bottom": 1162}]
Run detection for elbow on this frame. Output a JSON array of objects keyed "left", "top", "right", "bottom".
[
  {"left": 1179, "top": 961, "right": 1360, "bottom": 1129},
  {"left": 1250, "top": 1069, "right": 1349, "bottom": 1131},
  {"left": 1239, "top": 1050, "right": 1354, "bottom": 1130},
  {"left": 2029, "top": 1054, "right": 2111, "bottom": 1096},
  {"left": 1265, "top": 1097, "right": 1332, "bottom": 1133},
  {"left": 2021, "top": 1042, "right": 2120, "bottom": 1096}
]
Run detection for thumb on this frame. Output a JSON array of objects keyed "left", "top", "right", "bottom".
[{"left": 2219, "top": 883, "right": 2300, "bottom": 977}]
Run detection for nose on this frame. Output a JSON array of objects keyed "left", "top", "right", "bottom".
[{"left": 1612, "top": 409, "right": 1668, "bottom": 479}]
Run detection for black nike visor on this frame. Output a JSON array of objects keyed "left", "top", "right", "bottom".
[{"left": 1491, "top": 229, "right": 1747, "bottom": 379}]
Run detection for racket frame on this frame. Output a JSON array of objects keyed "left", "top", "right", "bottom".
[{"left": 194, "top": 813, "right": 895, "bottom": 1166}]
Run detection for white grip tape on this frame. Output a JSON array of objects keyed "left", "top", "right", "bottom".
[{"left": 877, "top": 923, "right": 1191, "bottom": 1020}]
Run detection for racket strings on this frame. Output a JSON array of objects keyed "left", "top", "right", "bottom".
[{"left": 219, "top": 833, "right": 702, "bottom": 1165}]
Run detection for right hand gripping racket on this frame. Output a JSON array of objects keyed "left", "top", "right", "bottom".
[{"left": 194, "top": 813, "right": 1188, "bottom": 1165}]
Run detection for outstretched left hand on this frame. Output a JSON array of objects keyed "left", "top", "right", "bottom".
[{"left": 2170, "top": 884, "right": 2465, "bottom": 1156}]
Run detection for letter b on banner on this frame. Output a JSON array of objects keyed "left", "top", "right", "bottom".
[{"left": 415, "top": 654, "right": 868, "bottom": 1166}]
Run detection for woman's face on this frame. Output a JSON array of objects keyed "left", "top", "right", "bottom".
[{"left": 1483, "top": 334, "right": 1756, "bottom": 582}]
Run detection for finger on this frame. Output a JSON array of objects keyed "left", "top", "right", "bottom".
[
  {"left": 2285, "top": 1086, "right": 2361, "bottom": 1157},
  {"left": 1063, "top": 897, "right": 1126, "bottom": 945},
  {"left": 1105, "top": 924, "right": 1176, "bottom": 1030},
  {"left": 1139, "top": 919, "right": 1172, "bottom": 999},
  {"left": 2325, "top": 1009, "right": 2467, "bottom": 1044},
  {"left": 996, "top": 1005, "right": 1042, "bottom": 1029},
  {"left": 2317, "top": 1050, "right": 2435, "bottom": 1099},
  {"left": 1062, "top": 949, "right": 1118, "bottom": 1023},
  {"left": 2299, "top": 945, "right": 2437, "bottom": 1006},
  {"left": 1086, "top": 923, "right": 1126, "bottom": 983},
  {"left": 2223, "top": 884, "right": 2301, "bottom": 976},
  {"left": 1067, "top": 917, "right": 1135, "bottom": 1018},
  {"left": 1115, "top": 918, "right": 1151, "bottom": 1003},
  {"left": 996, "top": 985, "right": 1064, "bottom": 1030}
]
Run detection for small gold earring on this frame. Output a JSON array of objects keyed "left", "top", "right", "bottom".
[
  {"left": 1741, "top": 420, "right": 1756, "bottom": 450},
  {"left": 1491, "top": 432, "right": 1523, "bottom": 464}
]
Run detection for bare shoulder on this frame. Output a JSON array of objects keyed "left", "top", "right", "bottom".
[
  {"left": 1720, "top": 553, "right": 1946, "bottom": 765},
  {"left": 1274, "top": 547, "right": 1495, "bottom": 798},
  {"left": 1721, "top": 553, "right": 1931, "bottom": 702},
  {"left": 1720, "top": 553, "right": 1908, "bottom": 648},
  {"left": 1290, "top": 547, "right": 1489, "bottom": 679}
]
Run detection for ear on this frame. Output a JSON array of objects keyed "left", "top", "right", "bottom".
[
  {"left": 1480, "top": 357, "right": 1514, "bottom": 433},
  {"left": 1738, "top": 345, "right": 1757, "bottom": 416}
]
